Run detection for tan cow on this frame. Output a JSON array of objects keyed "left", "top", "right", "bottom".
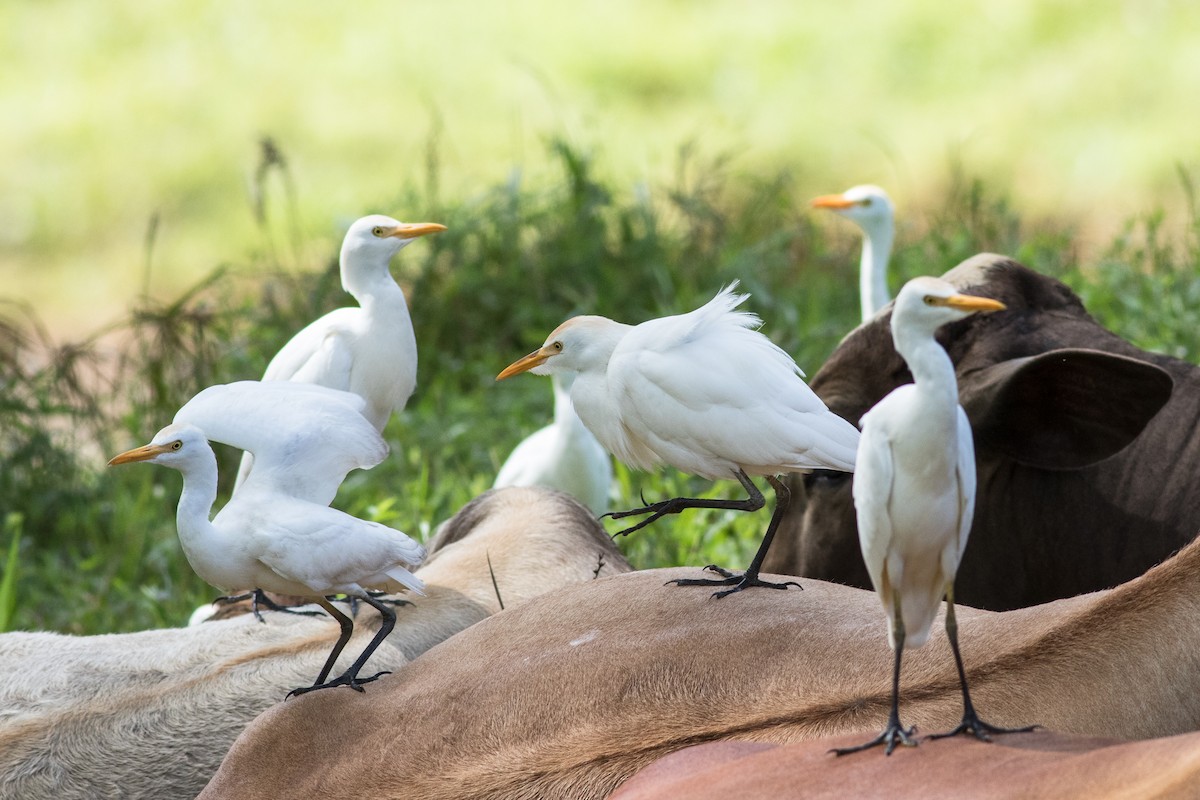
[
  {"left": 0, "top": 487, "right": 629, "bottom": 800},
  {"left": 610, "top": 731, "right": 1200, "bottom": 799},
  {"left": 198, "top": 526, "right": 1200, "bottom": 799}
]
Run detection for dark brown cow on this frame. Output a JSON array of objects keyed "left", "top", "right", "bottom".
[
  {"left": 197, "top": 529, "right": 1200, "bottom": 800},
  {"left": 765, "top": 253, "right": 1188, "bottom": 610}
]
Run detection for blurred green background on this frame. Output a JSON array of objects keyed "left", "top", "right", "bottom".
[
  {"left": 1, "top": 0, "right": 1199, "bottom": 635},
  {"left": 2, "top": 0, "right": 1198, "bottom": 333}
]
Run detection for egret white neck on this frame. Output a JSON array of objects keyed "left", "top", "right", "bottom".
[{"left": 860, "top": 222, "right": 894, "bottom": 322}]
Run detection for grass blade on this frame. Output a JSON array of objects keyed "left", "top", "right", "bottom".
[{"left": 0, "top": 515, "right": 22, "bottom": 632}]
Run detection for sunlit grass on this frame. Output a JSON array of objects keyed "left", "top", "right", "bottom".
[
  {"left": 1, "top": 0, "right": 1198, "bottom": 334},
  {"left": 0, "top": 517, "right": 20, "bottom": 633}
]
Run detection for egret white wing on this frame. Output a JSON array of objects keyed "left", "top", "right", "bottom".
[
  {"left": 493, "top": 423, "right": 612, "bottom": 514},
  {"left": 566, "top": 427, "right": 614, "bottom": 514},
  {"left": 636, "top": 282, "right": 774, "bottom": 363},
  {"left": 243, "top": 500, "right": 425, "bottom": 595},
  {"left": 283, "top": 329, "right": 355, "bottom": 390},
  {"left": 852, "top": 407, "right": 896, "bottom": 603},
  {"left": 493, "top": 426, "right": 556, "bottom": 488},
  {"left": 954, "top": 405, "right": 977, "bottom": 562},
  {"left": 175, "top": 380, "right": 387, "bottom": 504},
  {"left": 262, "top": 309, "right": 358, "bottom": 388},
  {"left": 610, "top": 302, "right": 857, "bottom": 478}
]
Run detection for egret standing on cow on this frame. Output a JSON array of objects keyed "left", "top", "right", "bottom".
[
  {"left": 237, "top": 214, "right": 446, "bottom": 487},
  {"left": 497, "top": 282, "right": 860, "bottom": 597},
  {"left": 109, "top": 381, "right": 427, "bottom": 697},
  {"left": 834, "top": 277, "right": 1036, "bottom": 755}
]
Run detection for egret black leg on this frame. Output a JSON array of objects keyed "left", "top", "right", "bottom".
[
  {"left": 340, "top": 591, "right": 411, "bottom": 616},
  {"left": 927, "top": 586, "right": 1039, "bottom": 743},
  {"left": 833, "top": 594, "right": 917, "bottom": 756},
  {"left": 605, "top": 469, "right": 766, "bottom": 537},
  {"left": 211, "top": 589, "right": 323, "bottom": 623},
  {"left": 667, "top": 475, "right": 802, "bottom": 598},
  {"left": 287, "top": 594, "right": 397, "bottom": 697},
  {"left": 210, "top": 590, "right": 260, "bottom": 621},
  {"left": 254, "top": 589, "right": 324, "bottom": 618},
  {"left": 287, "top": 598, "right": 355, "bottom": 698},
  {"left": 365, "top": 589, "right": 413, "bottom": 608}
]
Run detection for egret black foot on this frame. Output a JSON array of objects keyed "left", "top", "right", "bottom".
[
  {"left": 831, "top": 722, "right": 918, "bottom": 756},
  {"left": 285, "top": 670, "right": 391, "bottom": 699},
  {"left": 667, "top": 565, "right": 802, "bottom": 599},
  {"left": 926, "top": 711, "right": 1039, "bottom": 744},
  {"left": 604, "top": 504, "right": 673, "bottom": 537}
]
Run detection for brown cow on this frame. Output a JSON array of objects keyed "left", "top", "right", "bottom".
[
  {"left": 765, "top": 253, "right": 1186, "bottom": 610},
  {"left": 610, "top": 732, "right": 1200, "bottom": 800},
  {"left": 197, "top": 526, "right": 1200, "bottom": 800}
]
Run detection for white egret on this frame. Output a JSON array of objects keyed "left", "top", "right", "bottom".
[
  {"left": 833, "top": 277, "right": 1034, "bottom": 755},
  {"left": 493, "top": 373, "right": 613, "bottom": 515},
  {"left": 497, "top": 283, "right": 860, "bottom": 597},
  {"left": 109, "top": 381, "right": 426, "bottom": 696},
  {"left": 236, "top": 214, "right": 445, "bottom": 487},
  {"left": 811, "top": 185, "right": 894, "bottom": 322}
]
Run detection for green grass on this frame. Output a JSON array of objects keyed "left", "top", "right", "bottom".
[
  {"left": 0, "top": 517, "right": 21, "bottom": 632},
  {"left": 1, "top": 141, "right": 1198, "bottom": 635}
]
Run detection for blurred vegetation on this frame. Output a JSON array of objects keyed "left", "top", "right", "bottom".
[
  {"left": 2, "top": 0, "right": 1198, "bottom": 333},
  {"left": 1, "top": 140, "right": 1198, "bottom": 635}
]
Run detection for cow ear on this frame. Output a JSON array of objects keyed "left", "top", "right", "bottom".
[{"left": 959, "top": 348, "right": 1174, "bottom": 470}]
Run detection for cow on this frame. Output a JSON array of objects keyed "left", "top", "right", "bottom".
[
  {"left": 0, "top": 487, "right": 630, "bottom": 800},
  {"left": 197, "top": 526, "right": 1200, "bottom": 799},
  {"left": 610, "top": 731, "right": 1200, "bottom": 800},
  {"left": 765, "top": 253, "right": 1189, "bottom": 610}
]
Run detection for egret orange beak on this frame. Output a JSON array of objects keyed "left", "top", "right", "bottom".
[
  {"left": 389, "top": 222, "right": 447, "bottom": 239},
  {"left": 107, "top": 442, "right": 171, "bottom": 467},
  {"left": 497, "top": 347, "right": 551, "bottom": 381},
  {"left": 941, "top": 294, "right": 1007, "bottom": 313},
  {"left": 810, "top": 194, "right": 858, "bottom": 210}
]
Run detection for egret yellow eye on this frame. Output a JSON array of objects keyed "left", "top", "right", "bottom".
[
  {"left": 170, "top": 440, "right": 183, "bottom": 451},
  {"left": 371, "top": 226, "right": 386, "bottom": 237},
  {"left": 923, "top": 296, "right": 937, "bottom": 306},
  {"left": 858, "top": 198, "right": 872, "bottom": 206},
  {"left": 551, "top": 341, "right": 564, "bottom": 352}
]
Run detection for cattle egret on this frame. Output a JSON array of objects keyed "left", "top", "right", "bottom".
[
  {"left": 497, "top": 283, "right": 860, "bottom": 597},
  {"left": 811, "top": 185, "right": 894, "bottom": 322},
  {"left": 834, "top": 277, "right": 1034, "bottom": 755},
  {"left": 109, "top": 381, "right": 426, "bottom": 696},
  {"left": 236, "top": 214, "right": 445, "bottom": 487},
  {"left": 493, "top": 373, "right": 613, "bottom": 514}
]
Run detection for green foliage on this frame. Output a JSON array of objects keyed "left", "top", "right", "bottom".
[
  {"left": 1, "top": 141, "right": 1196, "bottom": 635},
  {"left": 0, "top": 515, "right": 21, "bottom": 632},
  {"left": 1053, "top": 174, "right": 1200, "bottom": 361}
]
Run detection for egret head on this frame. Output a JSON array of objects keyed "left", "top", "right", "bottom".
[
  {"left": 810, "top": 185, "right": 893, "bottom": 230},
  {"left": 342, "top": 214, "right": 447, "bottom": 261},
  {"left": 496, "top": 316, "right": 626, "bottom": 381},
  {"left": 107, "top": 423, "right": 209, "bottom": 470},
  {"left": 892, "top": 276, "right": 1006, "bottom": 336}
]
